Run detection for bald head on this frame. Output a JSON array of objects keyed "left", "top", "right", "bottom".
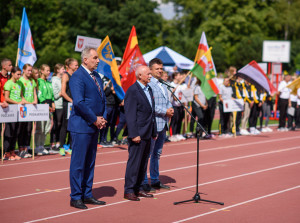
[{"left": 136, "top": 65, "right": 152, "bottom": 86}]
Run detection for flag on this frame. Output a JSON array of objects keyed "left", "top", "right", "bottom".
[
  {"left": 97, "top": 36, "right": 125, "bottom": 100},
  {"left": 287, "top": 77, "right": 300, "bottom": 95},
  {"left": 122, "top": 26, "right": 138, "bottom": 62},
  {"left": 119, "top": 26, "right": 146, "bottom": 92},
  {"left": 17, "top": 7, "right": 37, "bottom": 70},
  {"left": 191, "top": 48, "right": 219, "bottom": 100},
  {"left": 237, "top": 61, "right": 276, "bottom": 94},
  {"left": 194, "top": 32, "right": 218, "bottom": 76},
  {"left": 119, "top": 45, "right": 146, "bottom": 92}
]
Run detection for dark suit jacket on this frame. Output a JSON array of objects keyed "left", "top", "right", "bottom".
[
  {"left": 68, "top": 66, "right": 107, "bottom": 133},
  {"left": 124, "top": 81, "right": 157, "bottom": 140}
]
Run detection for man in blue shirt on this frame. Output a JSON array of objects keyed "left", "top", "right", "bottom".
[{"left": 143, "top": 58, "right": 174, "bottom": 192}]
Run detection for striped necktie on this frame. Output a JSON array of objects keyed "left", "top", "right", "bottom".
[{"left": 90, "top": 72, "right": 102, "bottom": 97}]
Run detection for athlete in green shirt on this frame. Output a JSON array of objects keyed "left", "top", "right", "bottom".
[
  {"left": 3, "top": 67, "right": 27, "bottom": 161},
  {"left": 18, "top": 64, "right": 37, "bottom": 158}
]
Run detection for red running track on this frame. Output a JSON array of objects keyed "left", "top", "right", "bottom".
[{"left": 0, "top": 129, "right": 299, "bottom": 223}]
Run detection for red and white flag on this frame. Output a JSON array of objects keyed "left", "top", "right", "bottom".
[
  {"left": 119, "top": 45, "right": 146, "bottom": 92},
  {"left": 237, "top": 61, "right": 276, "bottom": 94}
]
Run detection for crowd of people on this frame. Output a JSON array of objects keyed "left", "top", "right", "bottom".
[{"left": 0, "top": 57, "right": 300, "bottom": 162}]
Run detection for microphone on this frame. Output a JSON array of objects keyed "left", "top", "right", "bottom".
[{"left": 158, "top": 78, "right": 174, "bottom": 89}]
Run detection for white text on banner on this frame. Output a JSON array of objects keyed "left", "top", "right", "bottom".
[
  {"left": 18, "top": 104, "right": 49, "bottom": 122},
  {"left": 223, "top": 99, "right": 244, "bottom": 113},
  {"left": 0, "top": 105, "right": 18, "bottom": 123}
]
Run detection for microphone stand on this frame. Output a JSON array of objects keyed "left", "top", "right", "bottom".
[{"left": 165, "top": 85, "right": 224, "bottom": 206}]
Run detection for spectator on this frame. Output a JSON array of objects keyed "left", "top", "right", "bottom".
[
  {"left": 99, "top": 77, "right": 117, "bottom": 147},
  {"left": 249, "top": 85, "right": 262, "bottom": 135},
  {"left": 218, "top": 77, "right": 233, "bottom": 137},
  {"left": 35, "top": 64, "right": 55, "bottom": 155},
  {"left": 59, "top": 58, "right": 78, "bottom": 156},
  {"left": 260, "top": 91, "right": 273, "bottom": 132},
  {"left": 277, "top": 73, "right": 292, "bottom": 131},
  {"left": 50, "top": 63, "right": 65, "bottom": 152},
  {"left": 18, "top": 64, "right": 37, "bottom": 158},
  {"left": 296, "top": 87, "right": 300, "bottom": 128},
  {"left": 240, "top": 80, "right": 252, "bottom": 135},
  {"left": 190, "top": 79, "right": 207, "bottom": 138},
  {"left": 0, "top": 58, "right": 12, "bottom": 104},
  {"left": 170, "top": 72, "right": 186, "bottom": 141},
  {"left": 3, "top": 67, "right": 24, "bottom": 160}
]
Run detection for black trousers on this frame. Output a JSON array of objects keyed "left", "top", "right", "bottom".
[
  {"left": 296, "top": 105, "right": 300, "bottom": 128},
  {"left": 219, "top": 102, "right": 230, "bottom": 134},
  {"left": 50, "top": 108, "right": 64, "bottom": 143},
  {"left": 170, "top": 106, "right": 184, "bottom": 135},
  {"left": 60, "top": 102, "right": 71, "bottom": 146},
  {"left": 4, "top": 122, "right": 20, "bottom": 153},
  {"left": 249, "top": 103, "right": 261, "bottom": 128},
  {"left": 18, "top": 122, "right": 32, "bottom": 148},
  {"left": 203, "top": 97, "right": 216, "bottom": 134},
  {"left": 190, "top": 102, "right": 205, "bottom": 135},
  {"left": 288, "top": 101, "right": 297, "bottom": 128},
  {"left": 278, "top": 98, "right": 289, "bottom": 128},
  {"left": 124, "top": 138, "right": 151, "bottom": 194},
  {"left": 235, "top": 111, "right": 242, "bottom": 132}
]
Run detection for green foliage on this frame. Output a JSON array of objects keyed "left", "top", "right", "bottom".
[
  {"left": 0, "top": 0, "right": 300, "bottom": 73},
  {"left": 0, "top": 0, "right": 162, "bottom": 69}
]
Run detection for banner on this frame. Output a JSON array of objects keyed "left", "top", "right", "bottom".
[
  {"left": 0, "top": 105, "right": 18, "bottom": 123},
  {"left": 67, "top": 102, "right": 72, "bottom": 119},
  {"left": 223, "top": 99, "right": 244, "bottom": 113},
  {"left": 18, "top": 104, "right": 49, "bottom": 122},
  {"left": 75, "top": 35, "right": 102, "bottom": 52}
]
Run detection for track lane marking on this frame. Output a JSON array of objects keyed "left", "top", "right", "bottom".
[
  {"left": 1, "top": 136, "right": 299, "bottom": 181},
  {"left": 1, "top": 135, "right": 299, "bottom": 167},
  {"left": 23, "top": 161, "right": 300, "bottom": 223},
  {"left": 1, "top": 147, "right": 299, "bottom": 201},
  {"left": 173, "top": 185, "right": 300, "bottom": 223}
]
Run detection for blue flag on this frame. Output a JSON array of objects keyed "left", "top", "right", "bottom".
[
  {"left": 97, "top": 36, "right": 125, "bottom": 100},
  {"left": 17, "top": 7, "right": 37, "bottom": 70}
]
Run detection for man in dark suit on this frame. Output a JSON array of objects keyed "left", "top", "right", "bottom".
[
  {"left": 68, "top": 47, "right": 107, "bottom": 209},
  {"left": 124, "top": 65, "right": 157, "bottom": 201}
]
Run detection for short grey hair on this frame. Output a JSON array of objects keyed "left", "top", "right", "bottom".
[
  {"left": 135, "top": 65, "right": 147, "bottom": 78},
  {"left": 81, "top": 47, "right": 97, "bottom": 63}
]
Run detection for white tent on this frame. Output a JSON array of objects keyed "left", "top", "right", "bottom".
[{"left": 143, "top": 46, "right": 194, "bottom": 72}]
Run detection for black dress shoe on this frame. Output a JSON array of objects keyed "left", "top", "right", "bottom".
[
  {"left": 136, "top": 191, "right": 154, "bottom": 198},
  {"left": 142, "top": 184, "right": 156, "bottom": 193},
  {"left": 151, "top": 182, "right": 170, "bottom": 190},
  {"left": 70, "top": 199, "right": 88, "bottom": 209},
  {"left": 124, "top": 193, "right": 140, "bottom": 201},
  {"left": 83, "top": 197, "right": 106, "bottom": 205}
]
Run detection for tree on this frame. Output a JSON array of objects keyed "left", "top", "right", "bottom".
[{"left": 0, "top": 0, "right": 162, "bottom": 68}]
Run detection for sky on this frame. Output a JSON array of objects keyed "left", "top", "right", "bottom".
[{"left": 154, "top": 0, "right": 176, "bottom": 20}]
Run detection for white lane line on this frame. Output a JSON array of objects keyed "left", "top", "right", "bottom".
[
  {"left": 173, "top": 185, "right": 300, "bottom": 223},
  {"left": 1, "top": 147, "right": 299, "bottom": 201},
  {"left": 0, "top": 150, "right": 127, "bottom": 167},
  {"left": 1, "top": 134, "right": 299, "bottom": 168},
  {"left": 1, "top": 136, "right": 299, "bottom": 181},
  {"left": 23, "top": 161, "right": 300, "bottom": 223}
]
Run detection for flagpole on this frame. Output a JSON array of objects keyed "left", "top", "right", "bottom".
[
  {"left": 15, "top": 48, "right": 20, "bottom": 67},
  {"left": 233, "top": 111, "right": 237, "bottom": 138},
  {"left": 1, "top": 123, "right": 4, "bottom": 164}
]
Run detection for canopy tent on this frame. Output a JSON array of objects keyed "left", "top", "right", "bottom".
[{"left": 143, "top": 46, "right": 194, "bottom": 72}]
